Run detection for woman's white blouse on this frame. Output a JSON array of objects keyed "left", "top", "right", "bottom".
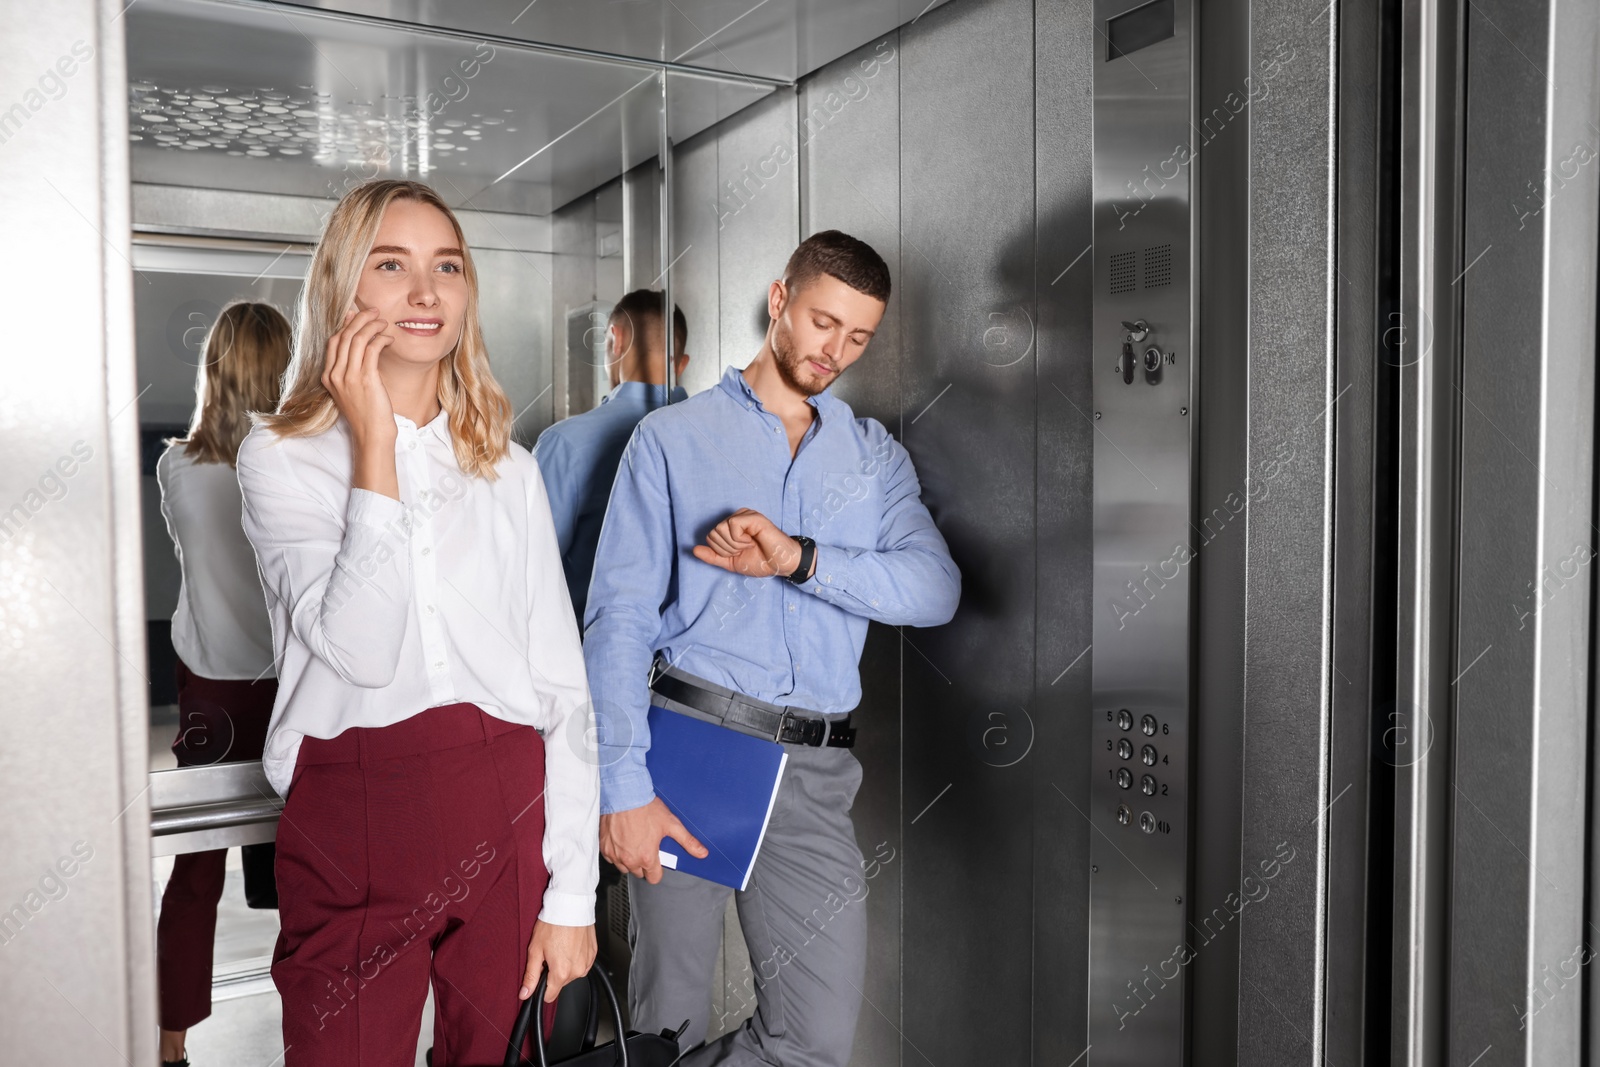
[
  {"left": 156, "top": 445, "right": 277, "bottom": 681},
  {"left": 236, "top": 409, "right": 599, "bottom": 927}
]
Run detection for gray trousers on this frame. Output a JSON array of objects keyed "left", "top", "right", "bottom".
[{"left": 627, "top": 743, "right": 868, "bottom": 1067}]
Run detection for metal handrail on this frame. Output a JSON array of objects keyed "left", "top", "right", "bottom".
[{"left": 150, "top": 796, "right": 283, "bottom": 837}]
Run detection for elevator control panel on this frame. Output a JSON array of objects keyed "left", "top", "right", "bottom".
[{"left": 1089, "top": 0, "right": 1195, "bottom": 1063}]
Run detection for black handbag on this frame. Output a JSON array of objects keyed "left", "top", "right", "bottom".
[{"left": 501, "top": 964, "right": 687, "bottom": 1067}]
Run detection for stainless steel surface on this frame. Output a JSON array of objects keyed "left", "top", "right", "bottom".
[
  {"left": 896, "top": 0, "right": 1035, "bottom": 1062},
  {"left": 711, "top": 89, "right": 798, "bottom": 376},
  {"left": 149, "top": 759, "right": 277, "bottom": 807},
  {"left": 1087, "top": 0, "right": 1193, "bottom": 1062},
  {"left": 144, "top": 721, "right": 286, "bottom": 857},
  {"left": 1234, "top": 0, "right": 1340, "bottom": 1062},
  {"left": 1390, "top": 0, "right": 1461, "bottom": 1062},
  {"left": 283, "top": 0, "right": 955, "bottom": 83},
  {"left": 1449, "top": 0, "right": 1598, "bottom": 1062},
  {"left": 0, "top": 2, "right": 157, "bottom": 1064},
  {"left": 1031, "top": 4, "right": 1098, "bottom": 1061},
  {"left": 664, "top": 114, "right": 720, "bottom": 396}
]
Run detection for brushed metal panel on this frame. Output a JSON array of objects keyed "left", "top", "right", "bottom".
[
  {"left": 0, "top": 1, "right": 156, "bottom": 1063},
  {"left": 897, "top": 0, "right": 1036, "bottom": 1062},
  {"left": 799, "top": 33, "right": 904, "bottom": 1067},
  {"left": 1448, "top": 1, "right": 1598, "bottom": 1062},
  {"left": 713, "top": 88, "right": 799, "bottom": 374},
  {"left": 1087, "top": 0, "right": 1195, "bottom": 1063},
  {"left": 666, "top": 119, "right": 720, "bottom": 395},
  {"left": 1235, "top": 0, "right": 1339, "bottom": 1062},
  {"left": 1032, "top": 2, "right": 1096, "bottom": 1064},
  {"left": 476, "top": 246, "right": 555, "bottom": 444}
]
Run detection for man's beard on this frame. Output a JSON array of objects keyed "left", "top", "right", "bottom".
[{"left": 772, "top": 320, "right": 834, "bottom": 397}]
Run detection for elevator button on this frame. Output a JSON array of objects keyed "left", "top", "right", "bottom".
[
  {"left": 1141, "top": 714, "right": 1157, "bottom": 737},
  {"left": 1117, "top": 709, "right": 1133, "bottom": 731},
  {"left": 1116, "top": 768, "right": 1132, "bottom": 789},
  {"left": 1117, "top": 739, "right": 1133, "bottom": 760},
  {"left": 1139, "top": 811, "right": 1156, "bottom": 834},
  {"left": 1116, "top": 804, "right": 1131, "bottom": 826},
  {"left": 1141, "top": 744, "right": 1157, "bottom": 766},
  {"left": 1141, "top": 774, "right": 1157, "bottom": 796}
]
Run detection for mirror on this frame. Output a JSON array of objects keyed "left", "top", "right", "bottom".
[{"left": 125, "top": 1, "right": 773, "bottom": 1059}]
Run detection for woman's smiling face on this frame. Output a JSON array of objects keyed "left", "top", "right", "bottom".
[{"left": 353, "top": 197, "right": 470, "bottom": 368}]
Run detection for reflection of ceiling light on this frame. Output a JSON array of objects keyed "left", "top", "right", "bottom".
[{"left": 126, "top": 80, "right": 496, "bottom": 176}]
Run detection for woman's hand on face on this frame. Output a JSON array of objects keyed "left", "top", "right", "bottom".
[
  {"left": 322, "top": 306, "right": 397, "bottom": 449},
  {"left": 521, "top": 921, "right": 597, "bottom": 1004}
]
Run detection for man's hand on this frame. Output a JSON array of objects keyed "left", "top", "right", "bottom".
[
  {"left": 599, "top": 797, "right": 709, "bottom": 884},
  {"left": 693, "top": 508, "right": 810, "bottom": 579},
  {"left": 520, "top": 920, "right": 596, "bottom": 1003}
]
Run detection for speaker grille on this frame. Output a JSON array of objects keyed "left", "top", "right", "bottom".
[
  {"left": 1143, "top": 244, "right": 1172, "bottom": 288},
  {"left": 1110, "top": 251, "right": 1137, "bottom": 295}
]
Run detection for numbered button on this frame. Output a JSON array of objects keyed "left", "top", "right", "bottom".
[
  {"left": 1117, "top": 739, "right": 1133, "bottom": 760},
  {"left": 1141, "top": 714, "right": 1158, "bottom": 737},
  {"left": 1117, "top": 709, "right": 1133, "bottom": 731},
  {"left": 1141, "top": 774, "right": 1157, "bottom": 797},
  {"left": 1141, "top": 744, "right": 1157, "bottom": 767},
  {"left": 1116, "top": 804, "right": 1131, "bottom": 826},
  {"left": 1139, "top": 811, "right": 1156, "bottom": 834},
  {"left": 1116, "top": 768, "right": 1132, "bottom": 790}
]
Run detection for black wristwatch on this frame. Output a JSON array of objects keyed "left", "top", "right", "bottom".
[{"left": 785, "top": 535, "right": 817, "bottom": 584}]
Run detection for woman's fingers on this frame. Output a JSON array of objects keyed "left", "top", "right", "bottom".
[{"left": 520, "top": 943, "right": 546, "bottom": 1001}]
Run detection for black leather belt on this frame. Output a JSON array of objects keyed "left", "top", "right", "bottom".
[{"left": 649, "top": 667, "right": 856, "bottom": 749}]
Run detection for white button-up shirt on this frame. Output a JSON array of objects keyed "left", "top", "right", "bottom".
[
  {"left": 156, "top": 445, "right": 277, "bottom": 681},
  {"left": 236, "top": 409, "right": 598, "bottom": 926}
]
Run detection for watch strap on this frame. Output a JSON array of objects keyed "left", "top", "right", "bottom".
[{"left": 786, "top": 535, "right": 816, "bottom": 583}]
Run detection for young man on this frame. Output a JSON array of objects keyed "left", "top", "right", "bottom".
[
  {"left": 535, "top": 289, "right": 689, "bottom": 622},
  {"left": 584, "top": 231, "right": 961, "bottom": 1065}
]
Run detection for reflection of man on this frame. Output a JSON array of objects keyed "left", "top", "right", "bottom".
[
  {"left": 584, "top": 231, "right": 961, "bottom": 1066},
  {"left": 535, "top": 289, "right": 689, "bottom": 622}
]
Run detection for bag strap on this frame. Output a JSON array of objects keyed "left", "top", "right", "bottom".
[{"left": 503, "top": 965, "right": 629, "bottom": 1067}]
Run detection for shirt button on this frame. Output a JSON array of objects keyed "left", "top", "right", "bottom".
[
  {"left": 426, "top": 605, "right": 436, "bottom": 615},
  {"left": 421, "top": 546, "right": 431, "bottom": 555},
  {"left": 432, "top": 660, "right": 444, "bottom": 670},
  {"left": 408, "top": 441, "right": 417, "bottom": 450},
  {"left": 788, "top": 604, "right": 796, "bottom": 612}
]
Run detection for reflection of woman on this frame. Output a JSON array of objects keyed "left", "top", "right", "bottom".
[
  {"left": 237, "top": 180, "right": 597, "bottom": 1066},
  {"left": 155, "top": 301, "right": 292, "bottom": 1067}
]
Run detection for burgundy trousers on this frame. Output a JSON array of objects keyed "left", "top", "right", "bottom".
[
  {"left": 271, "top": 702, "right": 559, "bottom": 1067},
  {"left": 156, "top": 658, "right": 277, "bottom": 1031}
]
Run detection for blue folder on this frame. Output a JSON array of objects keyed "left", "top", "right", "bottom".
[{"left": 645, "top": 704, "right": 788, "bottom": 891}]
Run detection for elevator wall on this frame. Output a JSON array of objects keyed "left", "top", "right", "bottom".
[{"left": 791, "top": 0, "right": 1097, "bottom": 1061}]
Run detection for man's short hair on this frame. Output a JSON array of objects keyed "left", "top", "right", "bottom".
[
  {"left": 609, "top": 289, "right": 687, "bottom": 354},
  {"left": 781, "top": 230, "right": 891, "bottom": 304}
]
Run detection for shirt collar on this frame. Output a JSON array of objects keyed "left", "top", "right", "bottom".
[
  {"left": 604, "top": 381, "right": 684, "bottom": 408},
  {"left": 717, "top": 364, "right": 834, "bottom": 418},
  {"left": 393, "top": 406, "right": 450, "bottom": 443}
]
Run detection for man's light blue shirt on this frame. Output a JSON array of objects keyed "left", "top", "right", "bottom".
[
  {"left": 534, "top": 381, "right": 686, "bottom": 622},
  {"left": 584, "top": 365, "right": 961, "bottom": 813}
]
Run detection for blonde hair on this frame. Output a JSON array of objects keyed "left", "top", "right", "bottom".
[
  {"left": 173, "top": 301, "right": 292, "bottom": 466},
  {"left": 256, "top": 179, "right": 512, "bottom": 479}
]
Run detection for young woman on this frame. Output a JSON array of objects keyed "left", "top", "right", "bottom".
[
  {"left": 237, "top": 179, "right": 597, "bottom": 1066},
  {"left": 156, "top": 301, "right": 292, "bottom": 1067}
]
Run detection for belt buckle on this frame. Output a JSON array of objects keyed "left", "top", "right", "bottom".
[{"left": 774, "top": 709, "right": 793, "bottom": 744}]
